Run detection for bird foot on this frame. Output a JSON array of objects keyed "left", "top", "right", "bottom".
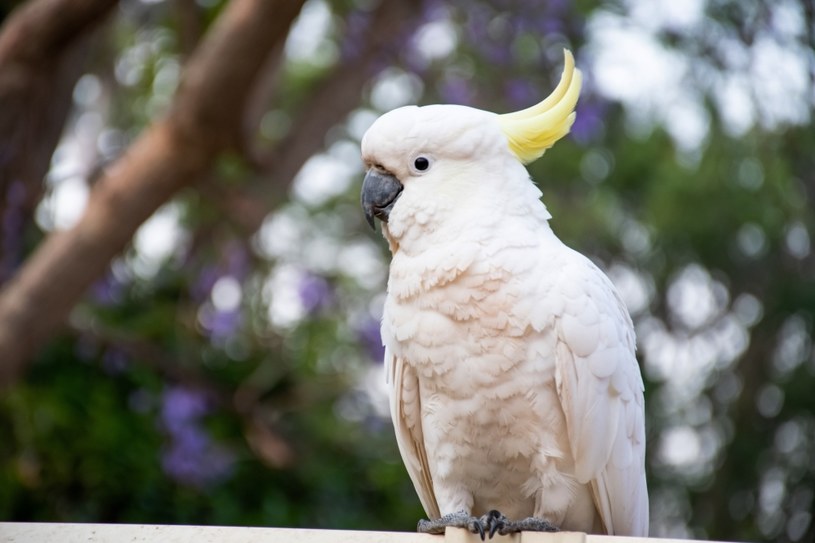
[
  {"left": 418, "top": 510, "right": 558, "bottom": 540},
  {"left": 485, "top": 510, "right": 559, "bottom": 537},
  {"left": 418, "top": 510, "right": 487, "bottom": 539}
]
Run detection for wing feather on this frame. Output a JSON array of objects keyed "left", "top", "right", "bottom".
[
  {"left": 386, "top": 347, "right": 440, "bottom": 519},
  {"left": 551, "top": 251, "right": 649, "bottom": 536}
]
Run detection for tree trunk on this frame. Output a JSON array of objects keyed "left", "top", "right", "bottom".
[{"left": 0, "top": 0, "right": 306, "bottom": 387}]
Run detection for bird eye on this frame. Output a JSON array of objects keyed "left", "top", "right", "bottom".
[{"left": 413, "top": 156, "right": 430, "bottom": 172}]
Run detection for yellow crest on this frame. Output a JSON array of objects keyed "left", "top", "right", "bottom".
[{"left": 497, "top": 49, "right": 582, "bottom": 164}]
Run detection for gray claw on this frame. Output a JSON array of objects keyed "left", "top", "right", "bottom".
[
  {"left": 417, "top": 510, "right": 489, "bottom": 539},
  {"left": 483, "top": 510, "right": 506, "bottom": 539},
  {"left": 470, "top": 519, "right": 485, "bottom": 541},
  {"left": 417, "top": 509, "right": 557, "bottom": 539}
]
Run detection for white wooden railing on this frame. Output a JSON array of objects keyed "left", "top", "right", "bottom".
[{"left": 0, "top": 523, "right": 714, "bottom": 543}]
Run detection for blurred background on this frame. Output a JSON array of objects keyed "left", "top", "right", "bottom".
[{"left": 0, "top": 0, "right": 813, "bottom": 541}]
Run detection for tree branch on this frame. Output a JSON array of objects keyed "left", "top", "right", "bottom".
[
  {"left": 0, "top": 0, "right": 116, "bottom": 63},
  {"left": 0, "top": 0, "right": 306, "bottom": 387},
  {"left": 174, "top": 0, "right": 204, "bottom": 59},
  {"left": 209, "top": 0, "right": 429, "bottom": 233},
  {"left": 0, "top": 0, "right": 118, "bottom": 279},
  {"left": 262, "top": 0, "right": 422, "bottom": 186}
]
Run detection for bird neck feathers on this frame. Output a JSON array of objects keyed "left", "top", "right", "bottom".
[{"left": 382, "top": 170, "right": 553, "bottom": 259}]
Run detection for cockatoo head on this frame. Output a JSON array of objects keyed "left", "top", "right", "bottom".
[{"left": 360, "top": 49, "right": 582, "bottom": 233}]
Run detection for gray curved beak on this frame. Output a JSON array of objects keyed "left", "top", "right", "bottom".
[{"left": 361, "top": 169, "right": 403, "bottom": 230}]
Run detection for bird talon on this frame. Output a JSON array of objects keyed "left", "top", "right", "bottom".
[
  {"left": 470, "top": 519, "right": 486, "bottom": 541},
  {"left": 418, "top": 511, "right": 495, "bottom": 539},
  {"left": 474, "top": 509, "right": 500, "bottom": 539},
  {"left": 469, "top": 519, "right": 485, "bottom": 541}
]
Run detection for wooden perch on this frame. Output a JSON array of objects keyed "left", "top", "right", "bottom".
[{"left": 0, "top": 524, "right": 698, "bottom": 543}]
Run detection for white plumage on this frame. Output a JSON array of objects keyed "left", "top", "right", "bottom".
[{"left": 360, "top": 51, "right": 648, "bottom": 537}]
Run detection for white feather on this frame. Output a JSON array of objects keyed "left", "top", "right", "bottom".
[{"left": 366, "top": 103, "right": 649, "bottom": 536}]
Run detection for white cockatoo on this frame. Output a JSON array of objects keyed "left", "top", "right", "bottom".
[{"left": 360, "top": 50, "right": 648, "bottom": 539}]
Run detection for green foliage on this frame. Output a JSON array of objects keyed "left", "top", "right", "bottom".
[{"left": 1, "top": 1, "right": 814, "bottom": 542}]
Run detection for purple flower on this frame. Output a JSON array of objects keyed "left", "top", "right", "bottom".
[
  {"left": 545, "top": 0, "right": 569, "bottom": 14},
  {"left": 439, "top": 76, "right": 475, "bottom": 105},
  {"left": 161, "top": 428, "right": 234, "bottom": 488},
  {"left": 340, "top": 10, "right": 372, "bottom": 61},
  {"left": 190, "top": 265, "right": 219, "bottom": 303},
  {"left": 535, "top": 16, "right": 564, "bottom": 34},
  {"left": 298, "top": 272, "right": 333, "bottom": 314},
  {"left": 462, "top": 4, "right": 491, "bottom": 44},
  {"left": 421, "top": 0, "right": 447, "bottom": 22},
  {"left": 7, "top": 180, "right": 25, "bottom": 207},
  {"left": 190, "top": 241, "right": 250, "bottom": 303},
  {"left": 480, "top": 41, "right": 513, "bottom": 65},
  {"left": 159, "top": 386, "right": 234, "bottom": 488},
  {"left": 90, "top": 272, "right": 126, "bottom": 305},
  {"left": 505, "top": 78, "right": 538, "bottom": 108},
  {"left": 199, "top": 306, "right": 242, "bottom": 344},
  {"left": 357, "top": 318, "right": 385, "bottom": 363},
  {"left": 161, "top": 387, "right": 209, "bottom": 432},
  {"left": 102, "top": 348, "right": 129, "bottom": 375},
  {"left": 572, "top": 100, "right": 608, "bottom": 145},
  {"left": 403, "top": 45, "right": 430, "bottom": 76},
  {"left": 224, "top": 241, "right": 250, "bottom": 280}
]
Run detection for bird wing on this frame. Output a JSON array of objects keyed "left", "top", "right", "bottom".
[
  {"left": 550, "top": 250, "right": 649, "bottom": 536},
  {"left": 386, "top": 346, "right": 441, "bottom": 519}
]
